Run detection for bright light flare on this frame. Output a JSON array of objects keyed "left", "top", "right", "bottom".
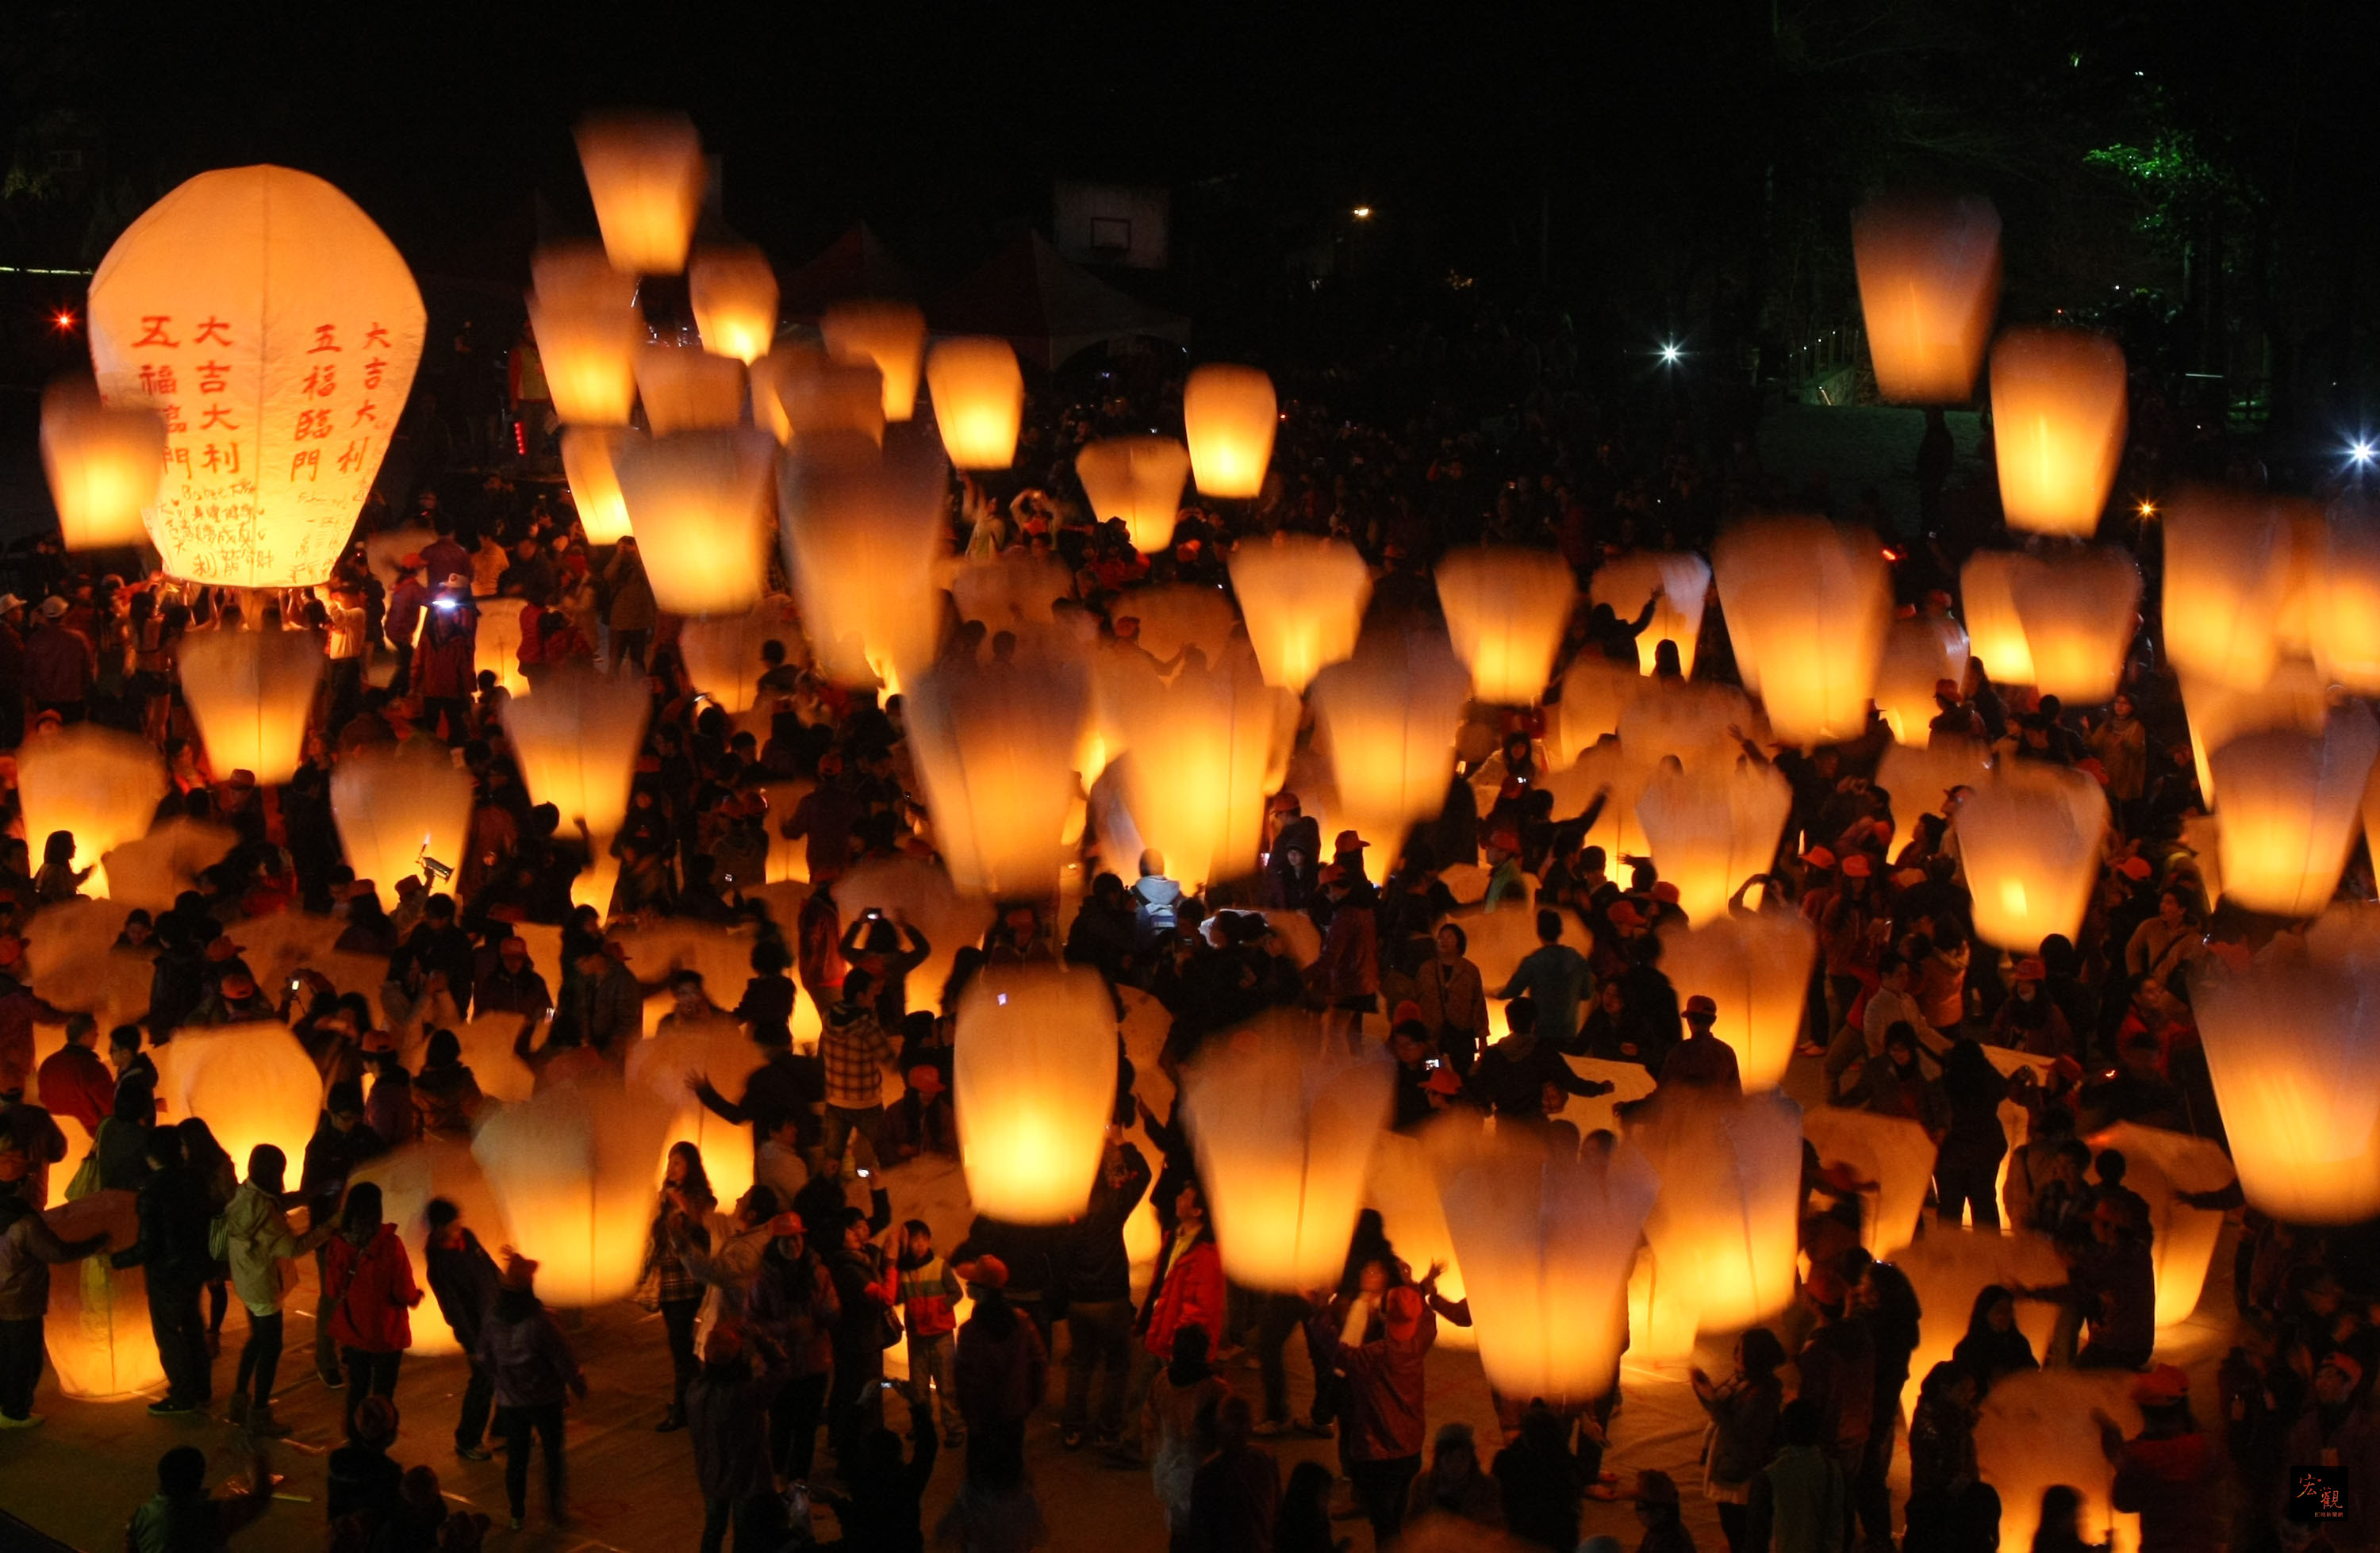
[
  {"left": 1660, "top": 342, "right": 1682, "bottom": 364},
  {"left": 1351, "top": 205, "right": 1373, "bottom": 220},
  {"left": 2350, "top": 440, "right": 2376, "bottom": 466},
  {"left": 50, "top": 309, "right": 76, "bottom": 333}
]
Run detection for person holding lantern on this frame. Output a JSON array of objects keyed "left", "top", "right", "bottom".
[
  {"left": 0, "top": 1132, "right": 110, "bottom": 1427},
  {"left": 1303, "top": 1258, "right": 1439, "bottom": 1547}
]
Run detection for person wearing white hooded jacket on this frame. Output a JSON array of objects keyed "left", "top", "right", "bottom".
[{"left": 220, "top": 1143, "right": 336, "bottom": 1436}]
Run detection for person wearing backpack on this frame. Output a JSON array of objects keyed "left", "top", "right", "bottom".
[
  {"left": 221, "top": 1143, "right": 337, "bottom": 1436},
  {"left": 0, "top": 1132, "right": 109, "bottom": 1426},
  {"left": 322, "top": 1180, "right": 420, "bottom": 1442},
  {"left": 1130, "top": 851, "right": 1184, "bottom": 953}
]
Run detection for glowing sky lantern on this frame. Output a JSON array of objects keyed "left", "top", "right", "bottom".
[
  {"left": 472, "top": 1076, "right": 678, "bottom": 1308},
  {"left": 2209, "top": 707, "right": 2380, "bottom": 917},
  {"left": 2307, "top": 517, "right": 2380, "bottom": 694},
  {"left": 1656, "top": 910, "right": 1818, "bottom": 1090},
  {"left": 1113, "top": 650, "right": 1296, "bottom": 890},
  {"left": 2184, "top": 659, "right": 2328, "bottom": 805},
  {"left": 1182, "top": 1012, "right": 1392, "bottom": 1293},
  {"left": 1877, "top": 736, "right": 1992, "bottom": 857},
  {"left": 17, "top": 727, "right": 164, "bottom": 895},
  {"left": 42, "top": 1191, "right": 163, "bottom": 1400},
  {"left": 175, "top": 627, "right": 324, "bottom": 784},
  {"left": 559, "top": 426, "right": 638, "bottom": 545},
  {"left": 1435, "top": 546, "right": 1578, "bottom": 704},
  {"left": 678, "top": 601, "right": 800, "bottom": 714},
  {"left": 760, "top": 350, "right": 885, "bottom": 447},
  {"left": 332, "top": 741, "right": 474, "bottom": 908},
  {"left": 2161, "top": 488, "right": 2296, "bottom": 692},
  {"left": 780, "top": 431, "right": 949, "bottom": 692},
  {"left": 2198, "top": 909, "right": 2380, "bottom": 1222},
  {"left": 163, "top": 1022, "right": 321, "bottom": 1175},
  {"left": 1851, "top": 194, "right": 2001, "bottom": 404},
  {"left": 525, "top": 293, "right": 641, "bottom": 428},
  {"left": 1115, "top": 584, "right": 1238, "bottom": 669},
  {"left": 1077, "top": 436, "right": 1192, "bottom": 554},
  {"left": 1956, "top": 761, "right": 2109, "bottom": 950},
  {"left": 625, "top": 1016, "right": 764, "bottom": 1208},
  {"left": 1226, "top": 535, "right": 1370, "bottom": 692},
  {"left": 1430, "top": 1121, "right": 1659, "bottom": 1403},
  {"left": 903, "top": 655, "right": 1089, "bottom": 899},
  {"left": 688, "top": 246, "right": 779, "bottom": 364},
  {"left": 2009, "top": 546, "right": 2141, "bottom": 704},
  {"left": 1991, "top": 326, "right": 2129, "bottom": 537},
  {"left": 1589, "top": 551, "right": 1712, "bottom": 677},
  {"left": 86, "top": 166, "right": 426, "bottom": 587},
  {"left": 924, "top": 336, "right": 1024, "bottom": 470},
  {"left": 1634, "top": 759, "right": 1791, "bottom": 926},
  {"left": 476, "top": 598, "right": 531, "bottom": 698},
  {"left": 1546, "top": 656, "right": 1645, "bottom": 769},
  {"left": 40, "top": 378, "right": 163, "bottom": 550},
  {"left": 613, "top": 428, "right": 776, "bottom": 616},
  {"left": 353, "top": 1137, "right": 510, "bottom": 1356},
  {"left": 501, "top": 663, "right": 651, "bottom": 841},
  {"left": 821, "top": 299, "right": 927, "bottom": 420},
  {"left": 1874, "top": 615, "right": 1971, "bottom": 745},
  {"left": 530, "top": 241, "right": 638, "bottom": 312},
  {"left": 953, "top": 968, "right": 1119, "bottom": 1223},
  {"left": 1183, "top": 364, "right": 1276, "bottom": 497},
  {"left": 1712, "top": 516, "right": 1890, "bottom": 745},
  {"left": 1959, "top": 549, "right": 2037, "bottom": 685},
  {"left": 635, "top": 345, "right": 747, "bottom": 434},
  {"left": 1975, "top": 1372, "right": 2142, "bottom": 1553},
  {"left": 1630, "top": 1087, "right": 1804, "bottom": 1340},
  {"left": 574, "top": 111, "right": 704, "bottom": 275},
  {"left": 1309, "top": 627, "right": 1472, "bottom": 861}
]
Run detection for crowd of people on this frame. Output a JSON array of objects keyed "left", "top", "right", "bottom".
[{"left": 0, "top": 314, "right": 2359, "bottom": 1553}]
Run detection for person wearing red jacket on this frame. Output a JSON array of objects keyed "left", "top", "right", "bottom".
[
  {"left": 1120, "top": 1181, "right": 1224, "bottom": 1460},
  {"left": 35, "top": 1014, "right": 113, "bottom": 1133},
  {"left": 1306, "top": 1271, "right": 1440, "bottom": 1548},
  {"left": 323, "top": 1180, "right": 422, "bottom": 1443}
]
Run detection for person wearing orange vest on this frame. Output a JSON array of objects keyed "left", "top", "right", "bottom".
[{"left": 894, "top": 1218, "right": 963, "bottom": 1447}]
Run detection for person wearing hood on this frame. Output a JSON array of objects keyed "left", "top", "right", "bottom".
[
  {"left": 425, "top": 1198, "right": 503, "bottom": 1462},
  {"left": 324, "top": 1179, "right": 421, "bottom": 1442},
  {"left": 0, "top": 1133, "right": 108, "bottom": 1426},
  {"left": 410, "top": 1028, "right": 484, "bottom": 1136},
  {"left": 477, "top": 1255, "right": 586, "bottom": 1532},
  {"left": 687, "top": 1321, "right": 792, "bottom": 1553},
  {"left": 221, "top": 1143, "right": 338, "bottom": 1436}
]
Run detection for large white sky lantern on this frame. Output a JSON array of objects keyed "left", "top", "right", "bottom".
[
  {"left": 559, "top": 427, "right": 638, "bottom": 545},
  {"left": 1633, "top": 1088, "right": 1804, "bottom": 1340},
  {"left": 1658, "top": 911, "right": 1818, "bottom": 1091},
  {"left": 2307, "top": 520, "right": 2380, "bottom": 694},
  {"left": 2162, "top": 489, "right": 2295, "bottom": 692},
  {"left": 501, "top": 663, "right": 651, "bottom": 840},
  {"left": 2009, "top": 546, "right": 2141, "bottom": 704},
  {"left": 332, "top": 741, "right": 473, "bottom": 908},
  {"left": 530, "top": 241, "right": 638, "bottom": 313},
  {"left": 177, "top": 627, "right": 324, "bottom": 785},
  {"left": 86, "top": 165, "right": 427, "bottom": 588},
  {"left": 780, "top": 432, "right": 948, "bottom": 692},
  {"left": 1991, "top": 326, "right": 2129, "bottom": 538},
  {"left": 472, "top": 1079, "right": 677, "bottom": 1308},
  {"left": 1435, "top": 546, "right": 1577, "bottom": 704},
  {"left": 525, "top": 293, "right": 640, "bottom": 428},
  {"left": 613, "top": 428, "right": 776, "bottom": 616},
  {"left": 926, "top": 337, "right": 1025, "bottom": 470},
  {"left": 18, "top": 727, "right": 164, "bottom": 895},
  {"left": 1114, "top": 652, "right": 1293, "bottom": 891},
  {"left": 40, "top": 378, "right": 164, "bottom": 550},
  {"left": 1959, "top": 550, "right": 2037, "bottom": 685},
  {"left": 821, "top": 300, "right": 927, "bottom": 421},
  {"left": 1309, "top": 628, "right": 1472, "bottom": 860},
  {"left": 1956, "top": 762, "right": 2109, "bottom": 949},
  {"left": 573, "top": 111, "right": 705, "bottom": 276},
  {"left": 1589, "top": 551, "right": 1712, "bottom": 677},
  {"left": 688, "top": 246, "right": 779, "bottom": 365},
  {"left": 1183, "top": 364, "right": 1276, "bottom": 497},
  {"left": 1712, "top": 516, "right": 1889, "bottom": 745},
  {"left": 1634, "top": 759, "right": 1792, "bottom": 927},
  {"left": 1875, "top": 615, "right": 1971, "bottom": 745},
  {"left": 2209, "top": 708, "right": 2380, "bottom": 917},
  {"left": 1077, "top": 436, "right": 1192, "bottom": 555},
  {"left": 1851, "top": 194, "right": 2001, "bottom": 405},
  {"left": 635, "top": 346, "right": 746, "bottom": 435},
  {"left": 903, "top": 656, "right": 1089, "bottom": 899},
  {"left": 1226, "top": 535, "right": 1370, "bottom": 693},
  {"left": 954, "top": 968, "right": 1119, "bottom": 1224}
]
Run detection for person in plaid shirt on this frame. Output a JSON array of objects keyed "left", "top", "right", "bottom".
[{"left": 820, "top": 968, "right": 899, "bottom": 1172}]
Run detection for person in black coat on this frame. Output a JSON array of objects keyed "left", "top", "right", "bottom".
[
  {"left": 425, "top": 1198, "right": 503, "bottom": 1459},
  {"left": 110, "top": 1125, "right": 213, "bottom": 1413},
  {"left": 1058, "top": 1140, "right": 1150, "bottom": 1448}
]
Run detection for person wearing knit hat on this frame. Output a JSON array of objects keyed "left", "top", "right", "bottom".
[{"left": 478, "top": 1245, "right": 585, "bottom": 1531}]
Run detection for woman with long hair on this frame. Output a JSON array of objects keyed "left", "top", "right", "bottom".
[
  {"left": 1692, "top": 1327, "right": 1787, "bottom": 1552},
  {"left": 1952, "top": 1284, "right": 2039, "bottom": 1399},
  {"left": 643, "top": 1141, "right": 718, "bottom": 1432}
]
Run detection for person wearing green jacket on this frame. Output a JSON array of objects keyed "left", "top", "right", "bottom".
[{"left": 221, "top": 1144, "right": 336, "bottom": 1436}]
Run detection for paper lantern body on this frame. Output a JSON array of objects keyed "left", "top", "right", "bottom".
[
  {"left": 1877, "top": 736, "right": 1992, "bottom": 857},
  {"left": 688, "top": 247, "right": 779, "bottom": 364},
  {"left": 1430, "top": 1122, "right": 1659, "bottom": 1403},
  {"left": 780, "top": 433, "right": 949, "bottom": 692},
  {"left": 1588, "top": 552, "right": 1712, "bottom": 677},
  {"left": 678, "top": 602, "right": 800, "bottom": 714},
  {"left": 1435, "top": 546, "right": 1578, "bottom": 704},
  {"left": 635, "top": 346, "right": 747, "bottom": 435},
  {"left": 2198, "top": 921, "right": 2380, "bottom": 1222},
  {"left": 353, "top": 1137, "right": 511, "bottom": 1356},
  {"left": 2184, "top": 660, "right": 2328, "bottom": 805},
  {"left": 2162, "top": 489, "right": 2296, "bottom": 691},
  {"left": 475, "top": 598, "right": 530, "bottom": 698},
  {"left": 2309, "top": 520, "right": 2380, "bottom": 694},
  {"left": 1851, "top": 194, "right": 2001, "bottom": 404},
  {"left": 1874, "top": 615, "right": 1971, "bottom": 744},
  {"left": 1975, "top": 1371, "right": 2144, "bottom": 1553},
  {"left": 87, "top": 166, "right": 427, "bottom": 586},
  {"left": 166, "top": 1022, "right": 324, "bottom": 1175},
  {"left": 1630, "top": 1087, "right": 1804, "bottom": 1337},
  {"left": 1183, "top": 365, "right": 1276, "bottom": 497},
  {"left": 614, "top": 428, "right": 776, "bottom": 616},
  {"left": 1364, "top": 1133, "right": 1473, "bottom": 1351},
  {"left": 560, "top": 426, "right": 637, "bottom": 545},
  {"left": 904, "top": 657, "right": 1088, "bottom": 898},
  {"left": 42, "top": 1191, "right": 165, "bottom": 1399},
  {"left": 1992, "top": 327, "right": 2128, "bottom": 537},
  {"left": 1077, "top": 437, "right": 1192, "bottom": 554},
  {"left": 1548, "top": 657, "right": 1645, "bottom": 769},
  {"left": 1309, "top": 629, "right": 1471, "bottom": 860},
  {"left": 1183, "top": 1014, "right": 1392, "bottom": 1292},
  {"left": 472, "top": 1076, "right": 678, "bottom": 1307},
  {"left": 2209, "top": 709, "right": 2380, "bottom": 916},
  {"left": 501, "top": 664, "right": 651, "bottom": 838},
  {"left": 821, "top": 300, "right": 927, "bottom": 420},
  {"left": 925, "top": 338, "right": 1024, "bottom": 470},
  {"left": 17, "top": 726, "right": 166, "bottom": 892},
  {"left": 530, "top": 242, "right": 638, "bottom": 312},
  {"left": 332, "top": 742, "right": 474, "bottom": 907},
  {"left": 763, "top": 351, "right": 885, "bottom": 447},
  {"left": 625, "top": 1017, "right": 765, "bottom": 1210},
  {"left": 176, "top": 627, "right": 324, "bottom": 784},
  {"left": 574, "top": 112, "right": 704, "bottom": 274},
  {"left": 952, "top": 968, "right": 1119, "bottom": 1222},
  {"left": 1226, "top": 535, "right": 1371, "bottom": 692},
  {"left": 1656, "top": 911, "right": 1818, "bottom": 1089},
  {"left": 2010, "top": 546, "right": 2141, "bottom": 704},
  {"left": 1114, "top": 652, "right": 1296, "bottom": 888},
  {"left": 2087, "top": 1121, "right": 2232, "bottom": 1328},
  {"left": 1958, "top": 550, "right": 2036, "bottom": 685},
  {"left": 1713, "top": 517, "right": 1890, "bottom": 745},
  {"left": 40, "top": 379, "right": 164, "bottom": 550},
  {"left": 1633, "top": 760, "right": 1791, "bottom": 926},
  {"left": 1956, "top": 764, "right": 2109, "bottom": 950},
  {"left": 527, "top": 295, "right": 641, "bottom": 428},
  {"left": 1802, "top": 1106, "right": 1941, "bottom": 1257}
]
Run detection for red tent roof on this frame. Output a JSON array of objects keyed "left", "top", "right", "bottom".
[
  {"left": 930, "top": 230, "right": 1188, "bottom": 370},
  {"left": 777, "top": 224, "right": 923, "bottom": 321}
]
